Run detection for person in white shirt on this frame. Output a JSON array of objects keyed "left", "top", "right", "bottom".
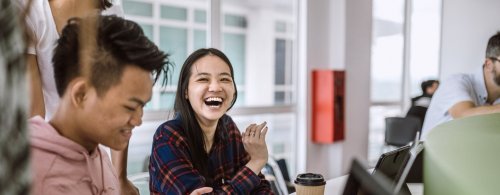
[
  {"left": 421, "top": 32, "right": 500, "bottom": 139},
  {"left": 17, "top": 0, "right": 122, "bottom": 119}
]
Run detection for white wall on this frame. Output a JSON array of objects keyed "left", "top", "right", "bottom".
[
  {"left": 342, "top": 0, "right": 372, "bottom": 173},
  {"left": 303, "top": 0, "right": 371, "bottom": 179},
  {"left": 440, "top": 0, "right": 500, "bottom": 78},
  {"left": 304, "top": 0, "right": 342, "bottom": 179},
  {"left": 330, "top": 0, "right": 346, "bottom": 69}
]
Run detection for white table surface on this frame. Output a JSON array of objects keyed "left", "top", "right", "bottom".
[{"left": 291, "top": 175, "right": 423, "bottom": 195}]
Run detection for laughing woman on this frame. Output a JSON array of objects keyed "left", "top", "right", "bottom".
[{"left": 149, "top": 48, "right": 273, "bottom": 194}]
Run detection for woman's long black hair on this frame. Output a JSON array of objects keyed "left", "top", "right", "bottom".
[{"left": 173, "top": 48, "right": 238, "bottom": 184}]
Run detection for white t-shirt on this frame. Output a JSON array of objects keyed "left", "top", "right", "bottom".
[
  {"left": 421, "top": 66, "right": 500, "bottom": 139},
  {"left": 19, "top": 0, "right": 123, "bottom": 119}
]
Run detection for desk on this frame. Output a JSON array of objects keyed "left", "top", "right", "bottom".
[
  {"left": 424, "top": 113, "right": 500, "bottom": 195},
  {"left": 290, "top": 175, "right": 423, "bottom": 195}
]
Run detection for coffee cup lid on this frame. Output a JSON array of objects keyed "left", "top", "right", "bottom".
[{"left": 294, "top": 173, "right": 326, "bottom": 186}]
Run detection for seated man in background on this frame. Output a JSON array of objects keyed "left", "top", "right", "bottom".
[
  {"left": 406, "top": 79, "right": 439, "bottom": 126},
  {"left": 421, "top": 32, "right": 500, "bottom": 139},
  {"left": 29, "top": 15, "right": 211, "bottom": 194}
]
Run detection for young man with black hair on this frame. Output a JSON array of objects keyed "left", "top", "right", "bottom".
[{"left": 29, "top": 15, "right": 212, "bottom": 195}]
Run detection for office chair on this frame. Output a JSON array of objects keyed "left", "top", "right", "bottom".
[
  {"left": 276, "top": 158, "right": 295, "bottom": 193},
  {"left": 384, "top": 117, "right": 421, "bottom": 147},
  {"left": 405, "top": 106, "right": 427, "bottom": 127},
  {"left": 262, "top": 157, "right": 289, "bottom": 195}
]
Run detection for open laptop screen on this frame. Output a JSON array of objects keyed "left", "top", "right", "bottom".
[
  {"left": 372, "top": 140, "right": 424, "bottom": 194},
  {"left": 372, "top": 145, "right": 411, "bottom": 185},
  {"left": 343, "top": 159, "right": 394, "bottom": 195}
]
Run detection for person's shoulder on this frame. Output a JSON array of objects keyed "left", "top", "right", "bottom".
[
  {"left": 13, "top": 0, "right": 35, "bottom": 11},
  {"left": 411, "top": 95, "right": 423, "bottom": 102},
  {"left": 221, "top": 114, "right": 239, "bottom": 132},
  {"left": 31, "top": 146, "right": 58, "bottom": 165},
  {"left": 159, "top": 117, "right": 184, "bottom": 132},
  {"left": 30, "top": 148, "right": 57, "bottom": 194},
  {"left": 437, "top": 73, "right": 474, "bottom": 91},
  {"left": 28, "top": 116, "right": 49, "bottom": 131},
  {"left": 221, "top": 114, "right": 236, "bottom": 125},
  {"left": 444, "top": 73, "right": 474, "bottom": 84},
  {"left": 28, "top": 116, "right": 61, "bottom": 144},
  {"left": 414, "top": 96, "right": 432, "bottom": 107},
  {"left": 220, "top": 115, "right": 243, "bottom": 142},
  {"left": 30, "top": 146, "right": 58, "bottom": 182},
  {"left": 15, "top": 0, "right": 49, "bottom": 23},
  {"left": 17, "top": 0, "right": 56, "bottom": 50},
  {"left": 153, "top": 117, "right": 186, "bottom": 142}
]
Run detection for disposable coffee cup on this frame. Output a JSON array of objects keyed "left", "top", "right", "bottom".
[{"left": 294, "top": 173, "right": 326, "bottom": 195}]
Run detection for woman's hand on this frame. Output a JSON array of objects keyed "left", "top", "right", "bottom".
[
  {"left": 190, "top": 187, "right": 213, "bottom": 195},
  {"left": 242, "top": 122, "right": 269, "bottom": 174}
]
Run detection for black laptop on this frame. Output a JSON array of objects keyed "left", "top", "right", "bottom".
[
  {"left": 371, "top": 139, "right": 424, "bottom": 194},
  {"left": 372, "top": 145, "right": 411, "bottom": 184},
  {"left": 342, "top": 146, "right": 414, "bottom": 195},
  {"left": 343, "top": 159, "right": 395, "bottom": 195}
]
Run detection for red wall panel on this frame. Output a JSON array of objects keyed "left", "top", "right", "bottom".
[{"left": 312, "top": 70, "right": 345, "bottom": 143}]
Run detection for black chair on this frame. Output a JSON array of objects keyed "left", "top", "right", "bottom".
[
  {"left": 276, "top": 158, "right": 295, "bottom": 193},
  {"left": 384, "top": 117, "right": 421, "bottom": 147},
  {"left": 405, "top": 106, "right": 427, "bottom": 128},
  {"left": 261, "top": 158, "right": 289, "bottom": 195}
]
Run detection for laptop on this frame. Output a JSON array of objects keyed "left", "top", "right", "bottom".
[
  {"left": 343, "top": 159, "right": 395, "bottom": 195},
  {"left": 342, "top": 145, "right": 416, "bottom": 195},
  {"left": 372, "top": 145, "right": 411, "bottom": 184},
  {"left": 344, "top": 132, "right": 424, "bottom": 195},
  {"left": 393, "top": 141, "right": 424, "bottom": 193},
  {"left": 372, "top": 134, "right": 424, "bottom": 194},
  {"left": 371, "top": 145, "right": 412, "bottom": 194}
]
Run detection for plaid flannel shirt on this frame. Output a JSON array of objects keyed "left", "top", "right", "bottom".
[{"left": 149, "top": 114, "right": 273, "bottom": 195}]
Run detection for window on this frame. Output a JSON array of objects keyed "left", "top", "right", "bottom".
[
  {"left": 371, "top": 0, "right": 405, "bottom": 103},
  {"left": 123, "top": 0, "right": 208, "bottom": 110},
  {"left": 274, "top": 21, "right": 294, "bottom": 105},
  {"left": 123, "top": 0, "right": 153, "bottom": 17},
  {"left": 369, "top": 0, "right": 441, "bottom": 165},
  {"left": 219, "top": 1, "right": 298, "bottom": 174},
  {"left": 409, "top": 0, "right": 441, "bottom": 96},
  {"left": 160, "top": 5, "right": 187, "bottom": 21}
]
